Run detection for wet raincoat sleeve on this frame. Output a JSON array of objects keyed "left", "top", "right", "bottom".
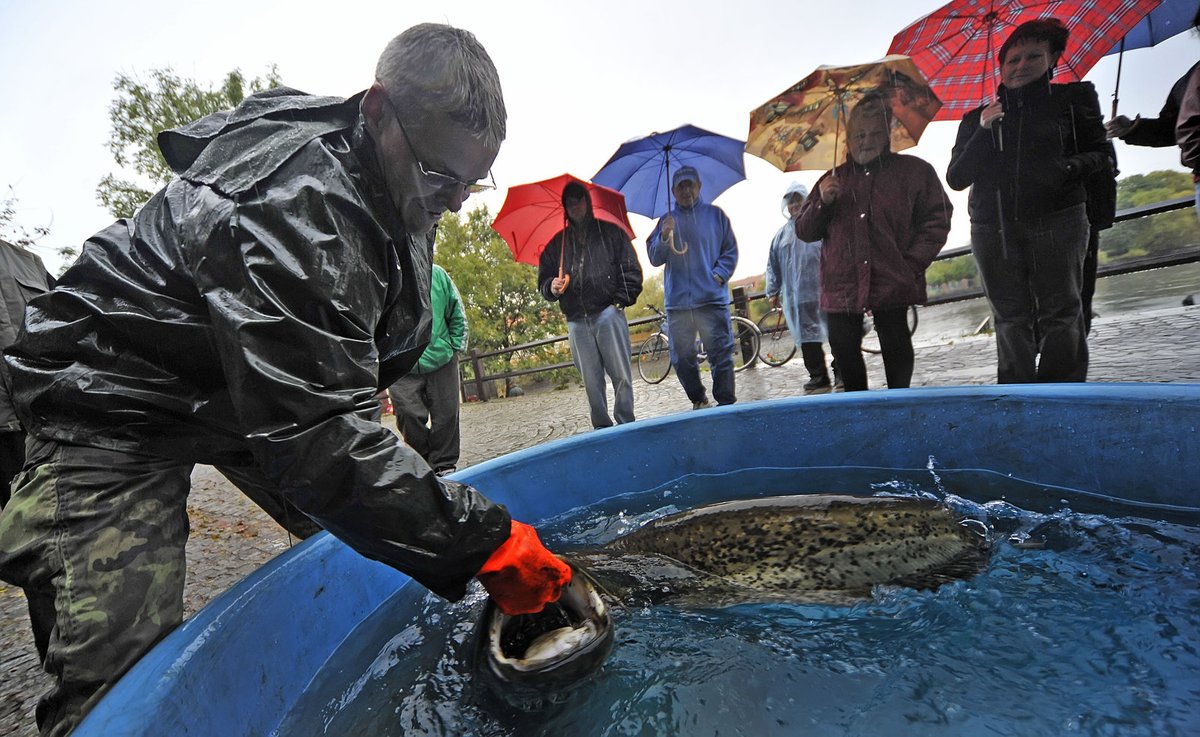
[
  {"left": 646, "top": 220, "right": 669, "bottom": 267},
  {"left": 711, "top": 212, "right": 738, "bottom": 285},
  {"left": 612, "top": 230, "right": 643, "bottom": 308},
  {"left": 765, "top": 228, "right": 784, "bottom": 299},
  {"left": 447, "top": 274, "right": 467, "bottom": 354},
  {"left": 1178, "top": 65, "right": 1200, "bottom": 172},
  {"left": 945, "top": 109, "right": 992, "bottom": 192},
  {"left": 187, "top": 177, "right": 509, "bottom": 600},
  {"left": 906, "top": 161, "right": 954, "bottom": 273},
  {"left": 795, "top": 173, "right": 836, "bottom": 242},
  {"left": 537, "top": 231, "right": 565, "bottom": 302}
]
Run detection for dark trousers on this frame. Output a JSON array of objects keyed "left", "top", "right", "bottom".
[
  {"left": 971, "top": 204, "right": 1089, "bottom": 383},
  {"left": 799, "top": 342, "right": 829, "bottom": 380},
  {"left": 0, "top": 429, "right": 24, "bottom": 507},
  {"left": 1082, "top": 226, "right": 1100, "bottom": 333},
  {"left": 387, "top": 359, "right": 462, "bottom": 471},
  {"left": 827, "top": 307, "right": 915, "bottom": 392},
  {"left": 666, "top": 304, "right": 736, "bottom": 405},
  {"left": 0, "top": 437, "right": 316, "bottom": 737}
]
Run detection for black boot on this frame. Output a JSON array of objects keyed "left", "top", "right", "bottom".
[{"left": 800, "top": 342, "right": 831, "bottom": 393}]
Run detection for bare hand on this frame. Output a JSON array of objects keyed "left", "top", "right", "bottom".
[
  {"left": 819, "top": 178, "right": 841, "bottom": 205},
  {"left": 1105, "top": 115, "right": 1134, "bottom": 139},
  {"left": 769, "top": 295, "right": 781, "bottom": 309},
  {"left": 980, "top": 99, "right": 1004, "bottom": 130},
  {"left": 551, "top": 274, "right": 570, "bottom": 296},
  {"left": 659, "top": 214, "right": 676, "bottom": 240}
]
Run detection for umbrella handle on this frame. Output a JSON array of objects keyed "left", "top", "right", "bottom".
[{"left": 1111, "top": 38, "right": 1125, "bottom": 120}]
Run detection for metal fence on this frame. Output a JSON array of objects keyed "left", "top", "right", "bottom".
[{"left": 461, "top": 196, "right": 1198, "bottom": 401}]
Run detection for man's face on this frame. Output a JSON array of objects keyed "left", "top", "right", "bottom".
[
  {"left": 368, "top": 90, "right": 499, "bottom": 236},
  {"left": 847, "top": 111, "right": 890, "bottom": 165},
  {"left": 564, "top": 195, "right": 588, "bottom": 225},
  {"left": 1001, "top": 39, "right": 1054, "bottom": 90},
  {"left": 673, "top": 178, "right": 701, "bottom": 208}
]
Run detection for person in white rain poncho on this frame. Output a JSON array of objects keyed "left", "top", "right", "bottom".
[{"left": 764, "top": 183, "right": 836, "bottom": 393}]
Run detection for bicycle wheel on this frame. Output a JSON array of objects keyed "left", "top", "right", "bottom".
[
  {"left": 756, "top": 308, "right": 797, "bottom": 367},
  {"left": 637, "top": 333, "right": 672, "bottom": 384},
  {"left": 730, "top": 316, "right": 761, "bottom": 372}
]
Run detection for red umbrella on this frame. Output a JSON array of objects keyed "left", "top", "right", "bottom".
[
  {"left": 491, "top": 174, "right": 636, "bottom": 266},
  {"left": 887, "top": 0, "right": 1162, "bottom": 122}
]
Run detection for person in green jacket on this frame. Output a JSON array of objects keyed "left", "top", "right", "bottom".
[{"left": 388, "top": 264, "right": 466, "bottom": 475}]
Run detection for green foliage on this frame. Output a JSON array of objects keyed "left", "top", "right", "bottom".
[
  {"left": 98, "top": 66, "right": 282, "bottom": 219},
  {"left": 435, "top": 206, "right": 569, "bottom": 391},
  {"left": 926, "top": 251, "right": 980, "bottom": 296},
  {"left": 1100, "top": 170, "right": 1200, "bottom": 261}
]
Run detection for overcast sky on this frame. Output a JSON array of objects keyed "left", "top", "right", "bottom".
[{"left": 1, "top": 0, "right": 1194, "bottom": 278}]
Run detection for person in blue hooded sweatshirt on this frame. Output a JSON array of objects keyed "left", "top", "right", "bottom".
[
  {"left": 647, "top": 166, "right": 739, "bottom": 409},
  {"left": 764, "top": 182, "right": 837, "bottom": 393}
]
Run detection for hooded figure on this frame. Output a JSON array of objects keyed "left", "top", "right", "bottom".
[
  {"left": 538, "top": 180, "right": 643, "bottom": 428},
  {"left": 764, "top": 183, "right": 833, "bottom": 392}
]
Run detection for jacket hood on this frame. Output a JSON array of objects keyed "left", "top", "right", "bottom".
[{"left": 780, "top": 182, "right": 809, "bottom": 219}]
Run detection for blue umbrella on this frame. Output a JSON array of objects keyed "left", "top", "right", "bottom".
[
  {"left": 592, "top": 124, "right": 746, "bottom": 219},
  {"left": 1105, "top": 0, "right": 1198, "bottom": 53},
  {"left": 1104, "top": 0, "right": 1199, "bottom": 116}
]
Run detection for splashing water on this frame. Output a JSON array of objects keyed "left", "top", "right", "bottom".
[{"left": 275, "top": 467, "right": 1200, "bottom": 737}]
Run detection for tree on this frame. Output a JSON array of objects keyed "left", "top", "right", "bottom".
[
  {"left": 1099, "top": 170, "right": 1200, "bottom": 262},
  {"left": 435, "top": 207, "right": 569, "bottom": 391},
  {"left": 98, "top": 66, "right": 282, "bottom": 219}
]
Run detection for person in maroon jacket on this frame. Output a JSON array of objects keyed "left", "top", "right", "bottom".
[{"left": 796, "top": 95, "right": 952, "bottom": 392}]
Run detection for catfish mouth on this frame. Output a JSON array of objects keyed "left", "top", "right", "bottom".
[{"left": 483, "top": 563, "right": 614, "bottom": 690}]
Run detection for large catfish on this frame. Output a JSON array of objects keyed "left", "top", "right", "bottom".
[{"left": 479, "top": 494, "right": 991, "bottom": 692}]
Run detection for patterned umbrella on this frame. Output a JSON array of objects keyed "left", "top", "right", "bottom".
[
  {"left": 888, "top": 0, "right": 1162, "bottom": 121},
  {"left": 746, "top": 55, "right": 942, "bottom": 172}
]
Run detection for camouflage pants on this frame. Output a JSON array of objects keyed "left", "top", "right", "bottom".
[{"left": 0, "top": 437, "right": 319, "bottom": 737}]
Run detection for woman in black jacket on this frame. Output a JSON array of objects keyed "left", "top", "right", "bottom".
[{"left": 947, "top": 18, "right": 1113, "bottom": 384}]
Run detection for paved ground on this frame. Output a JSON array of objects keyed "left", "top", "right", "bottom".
[{"left": 1, "top": 305, "right": 1198, "bottom": 736}]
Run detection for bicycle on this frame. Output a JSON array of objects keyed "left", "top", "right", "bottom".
[
  {"left": 636, "top": 304, "right": 761, "bottom": 384},
  {"left": 755, "top": 305, "right": 920, "bottom": 364}
]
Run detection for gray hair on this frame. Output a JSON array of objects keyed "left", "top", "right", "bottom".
[{"left": 375, "top": 23, "right": 507, "bottom": 148}]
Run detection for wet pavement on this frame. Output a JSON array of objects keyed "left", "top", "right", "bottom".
[{"left": 1, "top": 305, "right": 1198, "bottom": 736}]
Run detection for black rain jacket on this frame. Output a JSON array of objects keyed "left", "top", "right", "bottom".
[
  {"left": 947, "top": 78, "right": 1114, "bottom": 227},
  {"left": 4, "top": 88, "right": 510, "bottom": 599},
  {"left": 538, "top": 201, "right": 643, "bottom": 321}
]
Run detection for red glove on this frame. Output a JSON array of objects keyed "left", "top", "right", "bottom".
[{"left": 477, "top": 520, "right": 571, "bottom": 615}]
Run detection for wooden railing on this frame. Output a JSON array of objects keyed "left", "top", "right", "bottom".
[{"left": 461, "top": 196, "right": 1199, "bottom": 400}]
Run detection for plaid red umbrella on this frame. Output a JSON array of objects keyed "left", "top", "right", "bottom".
[
  {"left": 888, "top": 0, "right": 1162, "bottom": 121},
  {"left": 491, "top": 174, "right": 636, "bottom": 266}
]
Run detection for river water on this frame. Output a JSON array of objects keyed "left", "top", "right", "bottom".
[{"left": 914, "top": 261, "right": 1200, "bottom": 345}]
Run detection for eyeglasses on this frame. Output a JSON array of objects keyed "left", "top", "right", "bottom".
[{"left": 382, "top": 95, "right": 496, "bottom": 195}]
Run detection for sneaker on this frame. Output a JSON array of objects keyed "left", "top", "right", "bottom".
[
  {"left": 833, "top": 373, "right": 844, "bottom": 391},
  {"left": 803, "top": 375, "right": 831, "bottom": 392},
  {"left": 692, "top": 399, "right": 713, "bottom": 410},
  {"left": 434, "top": 466, "right": 457, "bottom": 477}
]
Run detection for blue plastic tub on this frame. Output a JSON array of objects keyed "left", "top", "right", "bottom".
[{"left": 74, "top": 384, "right": 1200, "bottom": 736}]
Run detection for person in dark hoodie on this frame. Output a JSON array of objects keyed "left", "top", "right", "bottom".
[
  {"left": 0, "top": 24, "right": 569, "bottom": 737},
  {"left": 539, "top": 181, "right": 643, "bottom": 428},
  {"left": 947, "top": 18, "right": 1113, "bottom": 384}
]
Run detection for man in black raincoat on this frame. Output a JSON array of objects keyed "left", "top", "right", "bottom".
[{"left": 0, "top": 24, "right": 569, "bottom": 737}]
